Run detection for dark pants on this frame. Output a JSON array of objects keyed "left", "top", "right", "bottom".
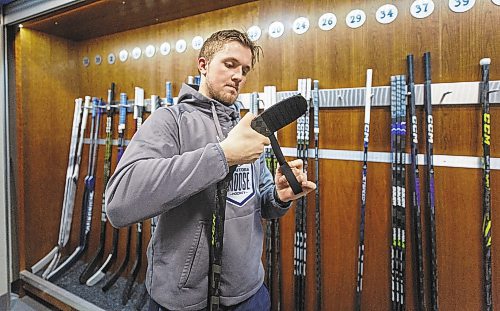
[{"left": 148, "top": 284, "right": 271, "bottom": 311}]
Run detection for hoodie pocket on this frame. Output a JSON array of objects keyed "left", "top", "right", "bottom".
[{"left": 178, "top": 222, "right": 208, "bottom": 289}]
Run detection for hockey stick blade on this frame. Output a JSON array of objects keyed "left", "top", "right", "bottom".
[
  {"left": 251, "top": 95, "right": 307, "bottom": 195},
  {"left": 251, "top": 94, "right": 307, "bottom": 135}
]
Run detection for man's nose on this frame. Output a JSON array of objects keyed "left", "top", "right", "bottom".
[{"left": 232, "top": 67, "right": 243, "bottom": 82}]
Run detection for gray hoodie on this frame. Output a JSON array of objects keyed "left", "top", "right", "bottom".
[{"left": 105, "top": 84, "right": 291, "bottom": 310}]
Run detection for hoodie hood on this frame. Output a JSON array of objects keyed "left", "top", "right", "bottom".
[{"left": 177, "top": 83, "right": 240, "bottom": 128}]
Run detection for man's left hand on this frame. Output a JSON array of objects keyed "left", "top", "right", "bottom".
[{"left": 275, "top": 159, "right": 317, "bottom": 202}]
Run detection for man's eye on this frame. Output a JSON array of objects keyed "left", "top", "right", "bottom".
[{"left": 225, "top": 62, "right": 234, "bottom": 68}]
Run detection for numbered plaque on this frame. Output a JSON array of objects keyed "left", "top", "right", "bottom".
[
  {"left": 119, "top": 49, "right": 128, "bottom": 62},
  {"left": 107, "top": 53, "right": 116, "bottom": 64},
  {"left": 293, "top": 17, "right": 310, "bottom": 35},
  {"left": 94, "top": 54, "right": 102, "bottom": 65},
  {"left": 268, "top": 21, "right": 285, "bottom": 38},
  {"left": 176, "top": 39, "right": 187, "bottom": 53},
  {"left": 247, "top": 25, "right": 262, "bottom": 41},
  {"left": 145, "top": 45, "right": 156, "bottom": 58},
  {"left": 132, "top": 47, "right": 142, "bottom": 59},
  {"left": 346, "top": 9, "right": 366, "bottom": 29},
  {"left": 449, "top": 0, "right": 475, "bottom": 13},
  {"left": 318, "top": 13, "right": 337, "bottom": 31},
  {"left": 160, "top": 42, "right": 171, "bottom": 55},
  {"left": 192, "top": 36, "right": 204, "bottom": 50},
  {"left": 82, "top": 56, "right": 90, "bottom": 67},
  {"left": 410, "top": 0, "right": 435, "bottom": 19},
  {"left": 376, "top": 4, "right": 398, "bottom": 24}
]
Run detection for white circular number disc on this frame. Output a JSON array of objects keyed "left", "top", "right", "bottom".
[
  {"left": 410, "top": 0, "right": 435, "bottom": 19},
  {"left": 192, "top": 36, "right": 204, "bottom": 50},
  {"left": 132, "top": 47, "right": 142, "bottom": 59},
  {"left": 493, "top": 0, "right": 500, "bottom": 5},
  {"left": 145, "top": 45, "right": 156, "bottom": 58},
  {"left": 160, "top": 42, "right": 171, "bottom": 55},
  {"left": 318, "top": 13, "right": 337, "bottom": 31},
  {"left": 346, "top": 9, "right": 366, "bottom": 29},
  {"left": 293, "top": 17, "right": 310, "bottom": 35},
  {"left": 449, "top": 0, "right": 475, "bottom": 13},
  {"left": 247, "top": 25, "right": 262, "bottom": 41},
  {"left": 119, "top": 49, "right": 128, "bottom": 62},
  {"left": 107, "top": 53, "right": 116, "bottom": 64},
  {"left": 376, "top": 4, "right": 398, "bottom": 24},
  {"left": 82, "top": 56, "right": 90, "bottom": 67},
  {"left": 268, "top": 21, "right": 284, "bottom": 38},
  {"left": 94, "top": 55, "right": 102, "bottom": 65},
  {"left": 176, "top": 39, "right": 187, "bottom": 53}
]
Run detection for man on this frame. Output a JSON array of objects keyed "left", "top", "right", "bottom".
[{"left": 106, "top": 29, "right": 316, "bottom": 310}]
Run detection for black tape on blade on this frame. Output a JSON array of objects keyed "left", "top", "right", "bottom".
[
  {"left": 250, "top": 95, "right": 307, "bottom": 136},
  {"left": 250, "top": 94, "right": 308, "bottom": 195}
]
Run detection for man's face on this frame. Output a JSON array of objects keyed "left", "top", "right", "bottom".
[{"left": 198, "top": 41, "right": 252, "bottom": 106}]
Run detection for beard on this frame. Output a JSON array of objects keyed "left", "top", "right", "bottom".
[{"left": 205, "top": 79, "right": 239, "bottom": 106}]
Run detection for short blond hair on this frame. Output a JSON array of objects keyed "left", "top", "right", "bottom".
[{"left": 199, "top": 29, "right": 262, "bottom": 68}]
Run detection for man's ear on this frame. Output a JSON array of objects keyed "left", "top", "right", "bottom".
[{"left": 198, "top": 57, "right": 208, "bottom": 76}]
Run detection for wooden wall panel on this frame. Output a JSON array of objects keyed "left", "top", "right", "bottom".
[
  {"left": 76, "top": 2, "right": 260, "bottom": 100},
  {"left": 14, "top": 0, "right": 500, "bottom": 310},
  {"left": 258, "top": 0, "right": 500, "bottom": 89},
  {"left": 14, "top": 28, "right": 80, "bottom": 268}
]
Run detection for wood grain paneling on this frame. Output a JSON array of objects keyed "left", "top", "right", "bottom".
[
  {"left": 13, "top": 0, "right": 500, "bottom": 310},
  {"left": 23, "top": 0, "right": 257, "bottom": 42},
  {"left": 14, "top": 28, "right": 80, "bottom": 269}
]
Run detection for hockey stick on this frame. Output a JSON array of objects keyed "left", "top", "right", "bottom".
[
  {"left": 293, "top": 78, "right": 311, "bottom": 311},
  {"left": 32, "top": 98, "right": 84, "bottom": 275},
  {"left": 479, "top": 57, "right": 493, "bottom": 311},
  {"left": 121, "top": 221, "right": 143, "bottom": 304},
  {"left": 423, "top": 52, "right": 438, "bottom": 311},
  {"left": 122, "top": 94, "right": 146, "bottom": 302},
  {"left": 101, "top": 93, "right": 131, "bottom": 291},
  {"left": 355, "top": 69, "right": 372, "bottom": 311},
  {"left": 79, "top": 84, "right": 116, "bottom": 284},
  {"left": 397, "top": 75, "right": 408, "bottom": 310},
  {"left": 209, "top": 94, "right": 308, "bottom": 310},
  {"left": 390, "top": 76, "right": 399, "bottom": 311},
  {"left": 134, "top": 217, "right": 158, "bottom": 311},
  {"left": 47, "top": 97, "right": 100, "bottom": 281},
  {"left": 312, "top": 79, "right": 322, "bottom": 311},
  {"left": 407, "top": 54, "right": 425, "bottom": 311}
]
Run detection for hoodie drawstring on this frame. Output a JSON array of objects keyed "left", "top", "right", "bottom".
[{"left": 211, "top": 102, "right": 226, "bottom": 141}]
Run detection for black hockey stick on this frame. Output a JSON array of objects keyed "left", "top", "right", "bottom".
[
  {"left": 479, "top": 57, "right": 493, "bottom": 311},
  {"left": 209, "top": 94, "right": 308, "bottom": 311},
  {"left": 407, "top": 54, "right": 425, "bottom": 311},
  {"left": 312, "top": 79, "right": 322, "bottom": 311},
  {"left": 423, "top": 52, "right": 438, "bottom": 311},
  {"left": 251, "top": 95, "right": 308, "bottom": 195},
  {"left": 134, "top": 217, "right": 157, "bottom": 311},
  {"left": 390, "top": 76, "right": 400, "bottom": 311},
  {"left": 397, "top": 75, "right": 408, "bottom": 310},
  {"left": 355, "top": 70, "right": 372, "bottom": 311},
  {"left": 122, "top": 222, "right": 143, "bottom": 304},
  {"left": 101, "top": 93, "right": 131, "bottom": 291},
  {"left": 293, "top": 78, "right": 311, "bottom": 311},
  {"left": 122, "top": 92, "right": 146, "bottom": 302}
]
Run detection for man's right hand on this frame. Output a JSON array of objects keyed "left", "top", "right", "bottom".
[{"left": 219, "top": 112, "right": 270, "bottom": 166}]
